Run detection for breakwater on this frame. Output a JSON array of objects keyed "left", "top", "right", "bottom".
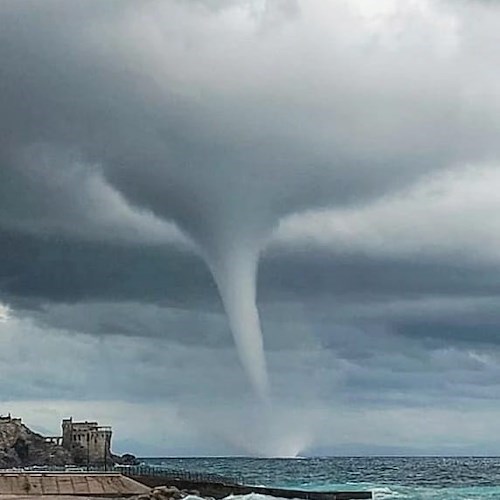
[{"left": 126, "top": 466, "right": 372, "bottom": 500}]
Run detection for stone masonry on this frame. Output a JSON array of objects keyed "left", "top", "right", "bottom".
[{"left": 62, "top": 418, "right": 112, "bottom": 465}]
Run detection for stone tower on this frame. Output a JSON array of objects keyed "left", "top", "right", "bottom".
[{"left": 61, "top": 417, "right": 112, "bottom": 465}]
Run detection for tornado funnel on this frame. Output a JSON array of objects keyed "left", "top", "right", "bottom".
[{"left": 208, "top": 243, "right": 269, "bottom": 400}]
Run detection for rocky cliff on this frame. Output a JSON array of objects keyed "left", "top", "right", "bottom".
[{"left": 0, "top": 419, "right": 73, "bottom": 468}]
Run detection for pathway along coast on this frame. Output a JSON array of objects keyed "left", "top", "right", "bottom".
[
  {"left": 128, "top": 468, "right": 372, "bottom": 500},
  {"left": 132, "top": 476, "right": 372, "bottom": 500},
  {"left": 0, "top": 471, "right": 372, "bottom": 500}
]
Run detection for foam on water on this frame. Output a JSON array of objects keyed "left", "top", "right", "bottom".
[
  {"left": 145, "top": 456, "right": 500, "bottom": 500},
  {"left": 185, "top": 495, "right": 291, "bottom": 500},
  {"left": 371, "top": 485, "right": 500, "bottom": 499},
  {"left": 181, "top": 490, "right": 500, "bottom": 500}
]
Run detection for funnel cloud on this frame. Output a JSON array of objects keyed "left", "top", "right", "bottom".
[{"left": 2, "top": 0, "right": 500, "bottom": 408}]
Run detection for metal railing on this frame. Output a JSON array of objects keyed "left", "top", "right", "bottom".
[
  {"left": 118, "top": 465, "right": 243, "bottom": 486},
  {"left": 0, "top": 464, "right": 243, "bottom": 486}
]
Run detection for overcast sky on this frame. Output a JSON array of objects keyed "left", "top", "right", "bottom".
[{"left": 2, "top": 0, "right": 500, "bottom": 457}]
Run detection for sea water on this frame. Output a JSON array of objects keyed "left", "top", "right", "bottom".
[{"left": 143, "top": 456, "right": 500, "bottom": 500}]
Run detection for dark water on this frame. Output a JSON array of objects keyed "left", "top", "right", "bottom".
[{"left": 143, "top": 456, "right": 500, "bottom": 499}]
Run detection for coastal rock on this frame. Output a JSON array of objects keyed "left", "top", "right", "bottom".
[
  {"left": 154, "top": 486, "right": 184, "bottom": 499},
  {"left": 132, "top": 486, "right": 199, "bottom": 500},
  {"left": 116, "top": 453, "right": 140, "bottom": 466},
  {"left": 0, "top": 418, "right": 73, "bottom": 468}
]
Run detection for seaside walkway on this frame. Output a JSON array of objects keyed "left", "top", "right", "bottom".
[
  {"left": 0, "top": 473, "right": 149, "bottom": 497},
  {"left": 0, "top": 471, "right": 372, "bottom": 500}
]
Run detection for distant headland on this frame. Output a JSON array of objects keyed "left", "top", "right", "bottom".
[{"left": 0, "top": 414, "right": 138, "bottom": 468}]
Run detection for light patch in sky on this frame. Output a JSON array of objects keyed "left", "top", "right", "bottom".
[
  {"left": 353, "top": 0, "right": 399, "bottom": 20},
  {"left": 0, "top": 303, "right": 10, "bottom": 322},
  {"left": 352, "top": 0, "right": 458, "bottom": 54},
  {"left": 275, "top": 163, "right": 500, "bottom": 264}
]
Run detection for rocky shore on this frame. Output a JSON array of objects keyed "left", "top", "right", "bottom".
[
  {"left": 133, "top": 485, "right": 203, "bottom": 500},
  {"left": 0, "top": 418, "right": 72, "bottom": 468},
  {"left": 0, "top": 417, "right": 136, "bottom": 468},
  {"left": 131, "top": 477, "right": 372, "bottom": 500},
  {"left": 129, "top": 484, "right": 371, "bottom": 500}
]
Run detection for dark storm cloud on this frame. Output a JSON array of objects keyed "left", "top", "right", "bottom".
[
  {"left": 260, "top": 248, "right": 500, "bottom": 300},
  {"left": 3, "top": 0, "right": 500, "bottom": 453},
  {"left": 0, "top": 144, "right": 184, "bottom": 244},
  {"left": 4, "top": 228, "right": 500, "bottom": 308},
  {"left": 0, "top": 0, "right": 498, "bottom": 277},
  {"left": 1, "top": 0, "right": 500, "bottom": 245},
  {"left": 4, "top": 225, "right": 500, "bottom": 353},
  {"left": 0, "top": 230, "right": 212, "bottom": 306}
]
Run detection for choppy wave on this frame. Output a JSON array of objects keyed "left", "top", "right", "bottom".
[
  {"left": 145, "top": 457, "right": 500, "bottom": 500},
  {"left": 188, "top": 490, "right": 500, "bottom": 500},
  {"left": 371, "top": 484, "right": 500, "bottom": 499}
]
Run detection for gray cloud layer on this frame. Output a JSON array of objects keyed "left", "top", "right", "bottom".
[{"left": 2, "top": 0, "right": 500, "bottom": 455}]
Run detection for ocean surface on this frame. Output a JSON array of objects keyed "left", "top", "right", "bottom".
[{"left": 142, "top": 456, "right": 500, "bottom": 500}]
